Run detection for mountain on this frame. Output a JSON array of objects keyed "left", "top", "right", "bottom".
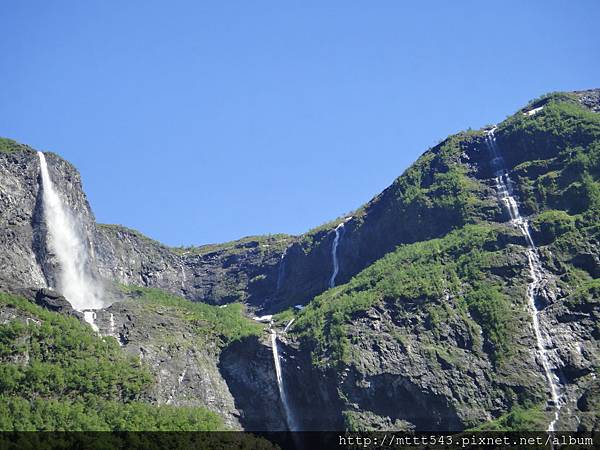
[{"left": 0, "top": 89, "right": 599, "bottom": 433}]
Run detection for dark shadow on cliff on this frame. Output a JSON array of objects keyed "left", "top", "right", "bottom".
[
  {"left": 218, "top": 335, "right": 289, "bottom": 431},
  {"left": 343, "top": 370, "right": 465, "bottom": 431}
]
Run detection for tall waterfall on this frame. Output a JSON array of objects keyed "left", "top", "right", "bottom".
[
  {"left": 329, "top": 222, "right": 345, "bottom": 288},
  {"left": 270, "top": 329, "right": 298, "bottom": 431},
  {"left": 37, "top": 152, "right": 104, "bottom": 325},
  {"left": 485, "top": 129, "right": 562, "bottom": 431}
]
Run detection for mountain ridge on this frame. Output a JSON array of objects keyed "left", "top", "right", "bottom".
[{"left": 0, "top": 88, "right": 599, "bottom": 432}]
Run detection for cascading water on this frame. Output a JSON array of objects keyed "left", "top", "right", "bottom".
[
  {"left": 109, "top": 313, "right": 116, "bottom": 336},
  {"left": 485, "top": 129, "right": 562, "bottom": 431},
  {"left": 283, "top": 318, "right": 295, "bottom": 333},
  {"left": 329, "top": 222, "right": 345, "bottom": 288},
  {"left": 83, "top": 310, "right": 99, "bottom": 333},
  {"left": 180, "top": 263, "right": 187, "bottom": 289},
  {"left": 270, "top": 328, "right": 298, "bottom": 431},
  {"left": 37, "top": 152, "right": 104, "bottom": 328},
  {"left": 276, "top": 247, "right": 288, "bottom": 291}
]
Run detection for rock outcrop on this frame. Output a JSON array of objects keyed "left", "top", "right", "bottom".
[{"left": 92, "top": 300, "right": 245, "bottom": 429}]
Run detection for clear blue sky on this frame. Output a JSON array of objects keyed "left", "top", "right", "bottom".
[{"left": 1, "top": 1, "right": 598, "bottom": 246}]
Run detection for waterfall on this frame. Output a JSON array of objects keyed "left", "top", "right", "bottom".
[
  {"left": 485, "top": 129, "right": 562, "bottom": 431},
  {"left": 329, "top": 222, "right": 345, "bottom": 288},
  {"left": 37, "top": 152, "right": 104, "bottom": 327},
  {"left": 276, "top": 248, "right": 288, "bottom": 291},
  {"left": 180, "top": 263, "right": 187, "bottom": 289},
  {"left": 283, "top": 318, "right": 295, "bottom": 333},
  {"left": 83, "top": 310, "right": 99, "bottom": 333},
  {"left": 270, "top": 328, "right": 298, "bottom": 431},
  {"left": 109, "top": 312, "right": 122, "bottom": 344}
]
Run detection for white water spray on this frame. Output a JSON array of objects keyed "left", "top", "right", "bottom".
[
  {"left": 270, "top": 328, "right": 298, "bottom": 431},
  {"left": 83, "top": 310, "right": 99, "bottom": 333},
  {"left": 109, "top": 312, "right": 122, "bottom": 345},
  {"left": 329, "top": 222, "right": 345, "bottom": 288},
  {"left": 485, "top": 129, "right": 562, "bottom": 431},
  {"left": 180, "top": 263, "right": 187, "bottom": 289},
  {"left": 37, "top": 152, "right": 104, "bottom": 327}
]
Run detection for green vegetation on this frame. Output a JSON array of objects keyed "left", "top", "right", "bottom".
[
  {"left": 121, "top": 286, "right": 264, "bottom": 346},
  {"left": 564, "top": 279, "right": 600, "bottom": 337},
  {"left": 0, "top": 292, "right": 225, "bottom": 431},
  {"left": 0, "top": 292, "right": 150, "bottom": 401},
  {"left": 172, "top": 233, "right": 293, "bottom": 257},
  {"left": 387, "top": 132, "right": 488, "bottom": 227},
  {"left": 506, "top": 97, "right": 600, "bottom": 309},
  {"left": 0, "top": 396, "right": 222, "bottom": 431},
  {"left": 0, "top": 137, "right": 28, "bottom": 154},
  {"left": 502, "top": 98, "right": 600, "bottom": 151},
  {"left": 462, "top": 285, "right": 513, "bottom": 363},
  {"left": 470, "top": 405, "right": 547, "bottom": 431},
  {"left": 523, "top": 92, "right": 579, "bottom": 111},
  {"left": 97, "top": 223, "right": 170, "bottom": 249},
  {"left": 303, "top": 215, "right": 354, "bottom": 239},
  {"left": 293, "top": 223, "right": 520, "bottom": 367},
  {"left": 530, "top": 209, "right": 576, "bottom": 244},
  {"left": 299, "top": 130, "right": 490, "bottom": 253},
  {"left": 500, "top": 100, "right": 600, "bottom": 215},
  {"left": 272, "top": 307, "right": 295, "bottom": 327},
  {"left": 99, "top": 224, "right": 293, "bottom": 263},
  {"left": 289, "top": 91, "right": 599, "bottom": 430}
]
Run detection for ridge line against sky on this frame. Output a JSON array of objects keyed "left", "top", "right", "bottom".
[{"left": 1, "top": 1, "right": 598, "bottom": 246}]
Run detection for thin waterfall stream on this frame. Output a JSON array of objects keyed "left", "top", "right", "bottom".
[
  {"left": 276, "top": 247, "right": 288, "bottom": 291},
  {"left": 37, "top": 152, "right": 104, "bottom": 328},
  {"left": 485, "top": 129, "right": 562, "bottom": 431},
  {"left": 329, "top": 222, "right": 346, "bottom": 288},
  {"left": 283, "top": 318, "right": 295, "bottom": 333},
  {"left": 270, "top": 326, "right": 299, "bottom": 431}
]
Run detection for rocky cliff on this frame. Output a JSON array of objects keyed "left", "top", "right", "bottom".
[
  {"left": 0, "top": 142, "right": 100, "bottom": 294},
  {"left": 94, "top": 225, "right": 293, "bottom": 308},
  {"left": 0, "top": 89, "right": 599, "bottom": 433},
  {"left": 283, "top": 90, "right": 600, "bottom": 431}
]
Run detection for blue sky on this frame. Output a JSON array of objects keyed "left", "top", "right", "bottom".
[{"left": 1, "top": 1, "right": 599, "bottom": 246}]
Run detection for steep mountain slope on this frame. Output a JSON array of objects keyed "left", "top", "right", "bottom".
[
  {"left": 277, "top": 90, "right": 600, "bottom": 431},
  {"left": 0, "top": 89, "right": 598, "bottom": 433}
]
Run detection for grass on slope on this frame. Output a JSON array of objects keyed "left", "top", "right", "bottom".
[
  {"left": 0, "top": 138, "right": 28, "bottom": 154},
  {"left": 469, "top": 405, "right": 547, "bottom": 431},
  {"left": 293, "top": 223, "right": 519, "bottom": 368},
  {"left": 172, "top": 234, "right": 293, "bottom": 257},
  {"left": 499, "top": 98, "right": 600, "bottom": 215},
  {"left": 0, "top": 292, "right": 224, "bottom": 431},
  {"left": 120, "top": 285, "right": 264, "bottom": 345},
  {"left": 298, "top": 130, "right": 491, "bottom": 255}
]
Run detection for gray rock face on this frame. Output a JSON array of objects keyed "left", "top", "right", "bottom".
[
  {"left": 92, "top": 301, "right": 244, "bottom": 429},
  {"left": 94, "top": 225, "right": 294, "bottom": 308},
  {"left": 0, "top": 148, "right": 101, "bottom": 296},
  {"left": 576, "top": 89, "right": 600, "bottom": 113},
  {"left": 0, "top": 148, "right": 48, "bottom": 289},
  {"left": 274, "top": 249, "right": 548, "bottom": 431},
  {"left": 272, "top": 241, "right": 599, "bottom": 432},
  {"left": 35, "top": 288, "right": 78, "bottom": 315},
  {"left": 219, "top": 335, "right": 287, "bottom": 431}
]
